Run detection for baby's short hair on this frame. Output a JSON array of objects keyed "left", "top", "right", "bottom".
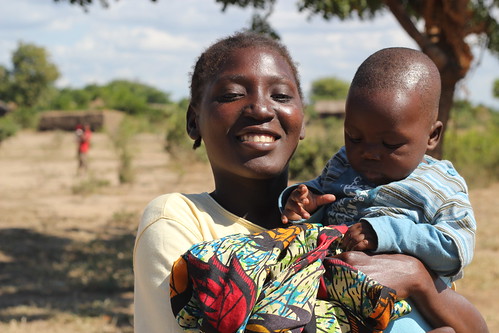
[{"left": 350, "top": 47, "right": 441, "bottom": 121}]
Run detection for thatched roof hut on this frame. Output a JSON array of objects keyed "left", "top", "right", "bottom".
[
  {"left": 314, "top": 100, "right": 346, "bottom": 118},
  {"left": 38, "top": 110, "right": 103, "bottom": 131},
  {"left": 38, "top": 110, "right": 124, "bottom": 132}
]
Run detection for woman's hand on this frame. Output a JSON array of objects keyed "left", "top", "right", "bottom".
[
  {"left": 334, "top": 251, "right": 432, "bottom": 299},
  {"left": 334, "top": 251, "right": 489, "bottom": 333}
]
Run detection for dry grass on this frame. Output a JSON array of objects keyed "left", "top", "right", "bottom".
[{"left": 0, "top": 130, "right": 496, "bottom": 332}]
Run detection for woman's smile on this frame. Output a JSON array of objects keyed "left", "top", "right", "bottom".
[{"left": 239, "top": 133, "right": 277, "bottom": 143}]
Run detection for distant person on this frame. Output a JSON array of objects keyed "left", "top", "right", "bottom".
[
  {"left": 75, "top": 123, "right": 92, "bottom": 175},
  {"left": 281, "top": 47, "right": 476, "bottom": 288}
]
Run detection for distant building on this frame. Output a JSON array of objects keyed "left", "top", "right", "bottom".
[{"left": 314, "top": 99, "right": 346, "bottom": 118}]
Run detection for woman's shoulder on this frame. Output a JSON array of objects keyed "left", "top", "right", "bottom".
[
  {"left": 143, "top": 191, "right": 213, "bottom": 215},
  {"left": 138, "top": 192, "right": 209, "bottom": 232}
]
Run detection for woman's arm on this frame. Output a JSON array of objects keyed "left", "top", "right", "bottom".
[{"left": 335, "top": 251, "right": 488, "bottom": 333}]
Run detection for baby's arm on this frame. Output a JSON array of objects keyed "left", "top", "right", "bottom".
[
  {"left": 281, "top": 184, "right": 336, "bottom": 224},
  {"left": 367, "top": 213, "right": 470, "bottom": 278}
]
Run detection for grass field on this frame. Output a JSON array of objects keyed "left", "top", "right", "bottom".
[{"left": 0, "top": 130, "right": 497, "bottom": 332}]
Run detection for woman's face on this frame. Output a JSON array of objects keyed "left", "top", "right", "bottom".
[{"left": 190, "top": 47, "right": 305, "bottom": 181}]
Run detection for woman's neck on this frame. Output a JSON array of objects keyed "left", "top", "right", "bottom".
[{"left": 210, "top": 173, "right": 288, "bottom": 229}]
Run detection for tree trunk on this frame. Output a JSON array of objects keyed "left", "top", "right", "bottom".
[{"left": 431, "top": 73, "right": 456, "bottom": 159}]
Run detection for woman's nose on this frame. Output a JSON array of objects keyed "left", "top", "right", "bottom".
[{"left": 243, "top": 95, "right": 274, "bottom": 120}]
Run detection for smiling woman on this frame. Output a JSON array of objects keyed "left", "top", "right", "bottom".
[
  {"left": 133, "top": 31, "right": 306, "bottom": 333},
  {"left": 188, "top": 46, "right": 305, "bottom": 188}
]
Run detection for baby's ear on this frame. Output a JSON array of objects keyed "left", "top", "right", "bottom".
[
  {"left": 427, "top": 120, "right": 443, "bottom": 150},
  {"left": 186, "top": 104, "right": 200, "bottom": 140}
]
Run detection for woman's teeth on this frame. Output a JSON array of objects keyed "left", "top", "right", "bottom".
[{"left": 240, "top": 134, "right": 275, "bottom": 143}]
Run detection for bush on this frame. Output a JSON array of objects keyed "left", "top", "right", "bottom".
[
  {"left": 164, "top": 104, "right": 190, "bottom": 153},
  {"left": 110, "top": 116, "right": 140, "bottom": 184},
  {"left": 0, "top": 115, "right": 19, "bottom": 143},
  {"left": 11, "top": 107, "right": 40, "bottom": 129},
  {"left": 444, "top": 123, "right": 499, "bottom": 188},
  {"left": 289, "top": 117, "right": 343, "bottom": 181},
  {"left": 48, "top": 87, "right": 92, "bottom": 110},
  {"left": 289, "top": 136, "right": 337, "bottom": 181}
]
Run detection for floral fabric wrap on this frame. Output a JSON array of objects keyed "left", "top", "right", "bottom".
[{"left": 170, "top": 223, "right": 410, "bottom": 332}]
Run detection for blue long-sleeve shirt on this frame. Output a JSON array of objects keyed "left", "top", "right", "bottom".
[{"left": 280, "top": 146, "right": 476, "bottom": 281}]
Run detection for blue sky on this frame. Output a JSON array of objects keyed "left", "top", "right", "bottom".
[{"left": 1, "top": 0, "right": 498, "bottom": 109}]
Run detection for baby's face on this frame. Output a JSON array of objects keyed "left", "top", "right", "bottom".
[{"left": 344, "top": 88, "right": 434, "bottom": 186}]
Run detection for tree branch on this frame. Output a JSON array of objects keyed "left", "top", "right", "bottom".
[{"left": 383, "top": 0, "right": 448, "bottom": 70}]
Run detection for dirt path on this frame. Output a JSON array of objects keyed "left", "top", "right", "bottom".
[{"left": 0, "top": 130, "right": 497, "bottom": 332}]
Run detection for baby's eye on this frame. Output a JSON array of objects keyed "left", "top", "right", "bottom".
[
  {"left": 272, "top": 93, "right": 292, "bottom": 103},
  {"left": 348, "top": 136, "right": 362, "bottom": 144},
  {"left": 216, "top": 93, "right": 243, "bottom": 103},
  {"left": 383, "top": 142, "right": 404, "bottom": 149}
]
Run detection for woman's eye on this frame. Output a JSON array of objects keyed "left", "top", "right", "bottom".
[
  {"left": 216, "top": 93, "right": 243, "bottom": 103},
  {"left": 272, "top": 94, "right": 292, "bottom": 103}
]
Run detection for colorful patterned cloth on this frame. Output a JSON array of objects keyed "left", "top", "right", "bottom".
[{"left": 170, "top": 223, "right": 411, "bottom": 332}]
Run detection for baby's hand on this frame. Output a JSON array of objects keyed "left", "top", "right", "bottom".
[
  {"left": 281, "top": 184, "right": 335, "bottom": 224},
  {"left": 341, "top": 221, "right": 378, "bottom": 251}
]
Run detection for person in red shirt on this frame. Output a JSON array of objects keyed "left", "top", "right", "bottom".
[{"left": 75, "top": 123, "right": 92, "bottom": 175}]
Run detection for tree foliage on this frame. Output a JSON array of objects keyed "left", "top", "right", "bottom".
[
  {"left": 53, "top": 0, "right": 156, "bottom": 11},
  {"left": 99, "top": 79, "right": 171, "bottom": 114},
  {"left": 48, "top": 87, "right": 92, "bottom": 110},
  {"left": 494, "top": 78, "right": 499, "bottom": 99},
  {"left": 0, "top": 42, "right": 60, "bottom": 108},
  {"left": 310, "top": 76, "right": 350, "bottom": 102}
]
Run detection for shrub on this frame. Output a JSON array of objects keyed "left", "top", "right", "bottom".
[
  {"left": 444, "top": 123, "right": 499, "bottom": 188},
  {"left": 289, "top": 117, "right": 343, "bottom": 181},
  {"left": 0, "top": 115, "right": 19, "bottom": 143},
  {"left": 289, "top": 136, "right": 337, "bottom": 181}
]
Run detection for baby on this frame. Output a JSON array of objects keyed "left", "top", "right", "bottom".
[{"left": 281, "top": 47, "right": 476, "bottom": 283}]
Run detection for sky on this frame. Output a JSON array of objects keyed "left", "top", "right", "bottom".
[{"left": 1, "top": 0, "right": 498, "bottom": 109}]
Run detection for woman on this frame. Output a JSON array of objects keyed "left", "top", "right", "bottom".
[{"left": 133, "top": 31, "right": 488, "bottom": 333}]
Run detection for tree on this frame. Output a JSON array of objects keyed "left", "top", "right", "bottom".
[
  {"left": 2, "top": 42, "right": 60, "bottom": 108},
  {"left": 494, "top": 78, "right": 499, "bottom": 99},
  {"left": 214, "top": 0, "right": 499, "bottom": 158},
  {"left": 53, "top": 0, "right": 156, "bottom": 11},
  {"left": 310, "top": 76, "right": 350, "bottom": 102}
]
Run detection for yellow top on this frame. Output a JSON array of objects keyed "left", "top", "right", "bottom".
[{"left": 133, "top": 192, "right": 266, "bottom": 333}]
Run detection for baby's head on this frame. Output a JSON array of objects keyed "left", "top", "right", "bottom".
[{"left": 344, "top": 47, "right": 443, "bottom": 186}]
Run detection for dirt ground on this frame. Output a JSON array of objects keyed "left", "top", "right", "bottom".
[{"left": 0, "top": 130, "right": 497, "bottom": 332}]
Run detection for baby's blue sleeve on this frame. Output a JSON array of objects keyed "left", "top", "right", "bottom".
[
  {"left": 385, "top": 299, "right": 432, "bottom": 332},
  {"left": 367, "top": 215, "right": 461, "bottom": 277}
]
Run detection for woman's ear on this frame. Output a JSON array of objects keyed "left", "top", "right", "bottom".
[
  {"left": 187, "top": 104, "right": 202, "bottom": 149},
  {"left": 186, "top": 104, "right": 200, "bottom": 140},
  {"left": 427, "top": 120, "right": 443, "bottom": 150}
]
